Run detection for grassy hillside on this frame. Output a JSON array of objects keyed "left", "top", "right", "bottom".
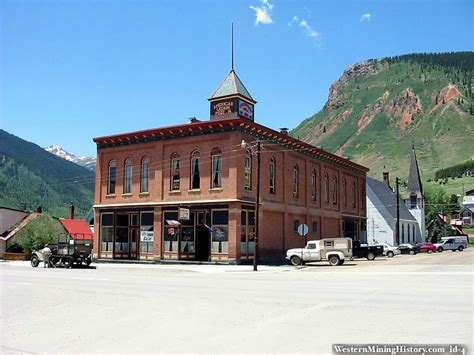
[
  {"left": 292, "top": 53, "right": 474, "bottom": 190},
  {"left": 0, "top": 129, "right": 94, "bottom": 218}
]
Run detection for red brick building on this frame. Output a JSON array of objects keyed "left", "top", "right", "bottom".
[{"left": 92, "top": 68, "right": 368, "bottom": 263}]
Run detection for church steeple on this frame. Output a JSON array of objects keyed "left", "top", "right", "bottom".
[
  {"left": 407, "top": 143, "right": 423, "bottom": 199},
  {"left": 208, "top": 24, "right": 256, "bottom": 121}
]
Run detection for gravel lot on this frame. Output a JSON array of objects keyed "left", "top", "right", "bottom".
[{"left": 1, "top": 249, "right": 473, "bottom": 354}]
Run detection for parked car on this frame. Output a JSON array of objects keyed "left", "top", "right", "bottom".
[
  {"left": 434, "top": 237, "right": 468, "bottom": 252},
  {"left": 352, "top": 241, "right": 384, "bottom": 260},
  {"left": 398, "top": 243, "right": 418, "bottom": 255},
  {"left": 415, "top": 242, "right": 437, "bottom": 254},
  {"left": 286, "top": 238, "right": 352, "bottom": 266},
  {"left": 376, "top": 243, "right": 401, "bottom": 257}
]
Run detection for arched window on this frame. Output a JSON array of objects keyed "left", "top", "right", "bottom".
[
  {"left": 269, "top": 157, "right": 276, "bottom": 195},
  {"left": 170, "top": 153, "right": 180, "bottom": 191},
  {"left": 352, "top": 181, "right": 357, "bottom": 208},
  {"left": 293, "top": 164, "right": 299, "bottom": 198},
  {"left": 401, "top": 224, "right": 405, "bottom": 243},
  {"left": 190, "top": 151, "right": 200, "bottom": 190},
  {"left": 124, "top": 158, "right": 132, "bottom": 194},
  {"left": 108, "top": 160, "right": 116, "bottom": 194},
  {"left": 211, "top": 148, "right": 222, "bottom": 188},
  {"left": 332, "top": 176, "right": 338, "bottom": 205},
  {"left": 140, "top": 156, "right": 150, "bottom": 193},
  {"left": 324, "top": 173, "right": 329, "bottom": 204},
  {"left": 244, "top": 150, "right": 252, "bottom": 190},
  {"left": 407, "top": 223, "right": 411, "bottom": 243},
  {"left": 343, "top": 178, "right": 347, "bottom": 207},
  {"left": 311, "top": 169, "right": 317, "bottom": 202}
]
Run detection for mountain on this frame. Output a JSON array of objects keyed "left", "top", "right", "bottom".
[
  {"left": 0, "top": 130, "right": 95, "bottom": 218},
  {"left": 292, "top": 52, "right": 474, "bottom": 183},
  {"left": 45, "top": 145, "right": 96, "bottom": 171}
]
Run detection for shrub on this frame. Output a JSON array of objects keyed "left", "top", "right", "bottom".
[{"left": 14, "top": 215, "right": 66, "bottom": 253}]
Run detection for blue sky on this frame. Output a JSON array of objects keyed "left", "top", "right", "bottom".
[{"left": 1, "top": 0, "right": 472, "bottom": 157}]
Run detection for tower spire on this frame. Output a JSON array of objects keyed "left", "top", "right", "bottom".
[{"left": 231, "top": 22, "right": 234, "bottom": 71}]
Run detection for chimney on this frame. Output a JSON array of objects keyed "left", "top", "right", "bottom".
[
  {"left": 188, "top": 117, "right": 200, "bottom": 123},
  {"left": 69, "top": 202, "right": 75, "bottom": 220},
  {"left": 383, "top": 166, "right": 390, "bottom": 188},
  {"left": 280, "top": 128, "right": 289, "bottom": 135}
]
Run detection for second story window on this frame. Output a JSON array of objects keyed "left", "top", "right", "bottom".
[
  {"left": 269, "top": 157, "right": 276, "bottom": 194},
  {"left": 324, "top": 173, "right": 329, "bottom": 204},
  {"left": 311, "top": 170, "right": 317, "bottom": 202},
  {"left": 108, "top": 160, "right": 116, "bottom": 195},
  {"left": 140, "top": 156, "right": 150, "bottom": 193},
  {"left": 171, "top": 153, "right": 180, "bottom": 191},
  {"left": 332, "top": 176, "right": 338, "bottom": 205},
  {"left": 352, "top": 181, "right": 357, "bottom": 208},
  {"left": 343, "top": 178, "right": 347, "bottom": 207},
  {"left": 244, "top": 151, "right": 252, "bottom": 190},
  {"left": 211, "top": 148, "right": 222, "bottom": 188},
  {"left": 191, "top": 151, "right": 200, "bottom": 190},
  {"left": 293, "top": 164, "right": 299, "bottom": 199},
  {"left": 124, "top": 158, "right": 133, "bottom": 194}
]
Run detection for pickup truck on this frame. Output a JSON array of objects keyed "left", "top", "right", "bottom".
[
  {"left": 352, "top": 240, "right": 384, "bottom": 260},
  {"left": 286, "top": 238, "right": 352, "bottom": 266}
]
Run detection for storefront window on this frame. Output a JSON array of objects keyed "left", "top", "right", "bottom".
[
  {"left": 241, "top": 210, "right": 255, "bottom": 258},
  {"left": 115, "top": 214, "right": 129, "bottom": 254},
  {"left": 100, "top": 213, "right": 113, "bottom": 252},
  {"left": 140, "top": 212, "right": 154, "bottom": 253},
  {"left": 211, "top": 210, "right": 228, "bottom": 253},
  {"left": 163, "top": 211, "right": 179, "bottom": 252}
]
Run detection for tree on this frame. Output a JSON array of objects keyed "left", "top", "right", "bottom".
[
  {"left": 14, "top": 215, "right": 66, "bottom": 253},
  {"left": 447, "top": 194, "right": 460, "bottom": 216},
  {"left": 424, "top": 185, "right": 448, "bottom": 226}
]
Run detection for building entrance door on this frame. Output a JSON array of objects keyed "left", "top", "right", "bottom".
[{"left": 195, "top": 225, "right": 210, "bottom": 261}]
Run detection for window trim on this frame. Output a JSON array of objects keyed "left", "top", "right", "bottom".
[
  {"left": 269, "top": 157, "right": 276, "bottom": 195},
  {"left": 123, "top": 158, "right": 133, "bottom": 194},
  {"left": 293, "top": 164, "right": 299, "bottom": 199},
  {"left": 170, "top": 153, "right": 180, "bottom": 191},
  {"left": 140, "top": 156, "right": 150, "bottom": 193},
  {"left": 244, "top": 150, "right": 252, "bottom": 191},
  {"left": 332, "top": 175, "right": 338, "bottom": 205},
  {"left": 211, "top": 148, "right": 222, "bottom": 189},
  {"left": 311, "top": 169, "right": 317, "bottom": 202},
  {"left": 190, "top": 150, "right": 201, "bottom": 190}
]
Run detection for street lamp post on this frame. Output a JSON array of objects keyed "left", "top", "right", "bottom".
[{"left": 241, "top": 139, "right": 261, "bottom": 271}]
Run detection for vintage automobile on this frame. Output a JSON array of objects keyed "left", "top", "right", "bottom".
[
  {"left": 286, "top": 238, "right": 353, "bottom": 266},
  {"left": 31, "top": 233, "right": 92, "bottom": 268}
]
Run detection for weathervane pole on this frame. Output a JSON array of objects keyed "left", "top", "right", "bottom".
[{"left": 231, "top": 22, "right": 234, "bottom": 71}]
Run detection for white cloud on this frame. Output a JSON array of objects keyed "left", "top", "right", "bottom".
[
  {"left": 360, "top": 13, "right": 372, "bottom": 22},
  {"left": 250, "top": 0, "right": 274, "bottom": 26},
  {"left": 289, "top": 15, "right": 319, "bottom": 38}
]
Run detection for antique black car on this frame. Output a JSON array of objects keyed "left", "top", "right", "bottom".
[{"left": 31, "top": 233, "right": 92, "bottom": 268}]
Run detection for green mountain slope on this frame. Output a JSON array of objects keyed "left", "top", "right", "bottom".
[
  {"left": 292, "top": 52, "right": 474, "bottom": 185},
  {"left": 0, "top": 129, "right": 94, "bottom": 218}
]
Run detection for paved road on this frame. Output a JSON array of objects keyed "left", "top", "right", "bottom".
[{"left": 1, "top": 250, "right": 473, "bottom": 354}]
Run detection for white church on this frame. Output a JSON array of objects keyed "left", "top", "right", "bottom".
[{"left": 366, "top": 145, "right": 425, "bottom": 246}]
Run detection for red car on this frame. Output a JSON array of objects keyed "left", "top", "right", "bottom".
[{"left": 416, "top": 242, "right": 437, "bottom": 253}]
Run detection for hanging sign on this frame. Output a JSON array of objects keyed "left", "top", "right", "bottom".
[{"left": 297, "top": 224, "right": 309, "bottom": 237}]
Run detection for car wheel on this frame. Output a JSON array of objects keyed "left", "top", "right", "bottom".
[
  {"left": 62, "top": 258, "right": 73, "bottom": 268},
  {"left": 409, "top": 250, "right": 415, "bottom": 255},
  {"left": 437, "top": 247, "right": 443, "bottom": 252},
  {"left": 387, "top": 251, "right": 394, "bottom": 258},
  {"left": 427, "top": 249, "right": 433, "bottom": 254},
  {"left": 328, "top": 255, "right": 340, "bottom": 266},
  {"left": 338, "top": 259, "right": 345, "bottom": 265},
  {"left": 458, "top": 246, "right": 464, "bottom": 252},
  {"left": 31, "top": 255, "right": 39, "bottom": 267},
  {"left": 451, "top": 249, "right": 456, "bottom": 252},
  {"left": 85, "top": 258, "right": 92, "bottom": 267},
  {"left": 290, "top": 256, "right": 302, "bottom": 266},
  {"left": 367, "top": 252, "right": 376, "bottom": 261}
]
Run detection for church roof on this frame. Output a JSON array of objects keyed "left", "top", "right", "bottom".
[
  {"left": 209, "top": 70, "right": 255, "bottom": 103},
  {"left": 367, "top": 177, "right": 417, "bottom": 222},
  {"left": 407, "top": 146, "right": 423, "bottom": 198}
]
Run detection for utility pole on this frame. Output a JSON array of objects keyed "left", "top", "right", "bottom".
[
  {"left": 254, "top": 140, "right": 261, "bottom": 272},
  {"left": 395, "top": 177, "right": 400, "bottom": 245}
]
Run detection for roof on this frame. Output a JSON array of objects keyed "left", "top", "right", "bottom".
[
  {"left": 0, "top": 213, "right": 40, "bottom": 241},
  {"left": 209, "top": 70, "right": 255, "bottom": 103},
  {"left": 0, "top": 206, "right": 29, "bottom": 213},
  {"left": 367, "top": 177, "right": 417, "bottom": 222},
  {"left": 407, "top": 146, "right": 423, "bottom": 198},
  {"left": 59, "top": 219, "right": 93, "bottom": 240},
  {"left": 93, "top": 117, "right": 369, "bottom": 174}
]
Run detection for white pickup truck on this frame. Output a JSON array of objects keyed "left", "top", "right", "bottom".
[{"left": 286, "top": 238, "right": 353, "bottom": 266}]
